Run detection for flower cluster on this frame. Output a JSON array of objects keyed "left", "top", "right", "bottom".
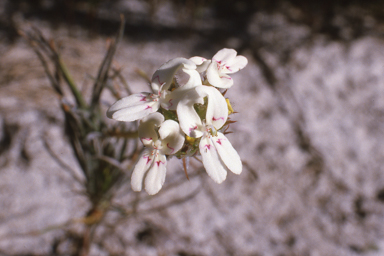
[{"left": 107, "top": 48, "right": 248, "bottom": 195}]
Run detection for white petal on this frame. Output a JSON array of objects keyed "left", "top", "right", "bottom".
[
  {"left": 161, "top": 68, "right": 202, "bottom": 111},
  {"left": 159, "top": 120, "right": 185, "bottom": 155},
  {"left": 151, "top": 58, "right": 196, "bottom": 93},
  {"left": 195, "top": 86, "right": 228, "bottom": 129},
  {"left": 189, "top": 56, "right": 206, "bottom": 65},
  {"left": 107, "top": 93, "right": 160, "bottom": 122},
  {"left": 225, "top": 55, "right": 248, "bottom": 74},
  {"left": 212, "top": 48, "right": 237, "bottom": 63},
  {"left": 144, "top": 153, "right": 167, "bottom": 195},
  {"left": 161, "top": 88, "right": 185, "bottom": 110},
  {"left": 139, "top": 111, "right": 164, "bottom": 125},
  {"left": 189, "top": 57, "right": 211, "bottom": 73},
  {"left": 206, "top": 62, "right": 234, "bottom": 88},
  {"left": 212, "top": 132, "right": 242, "bottom": 175},
  {"left": 131, "top": 149, "right": 154, "bottom": 192},
  {"left": 199, "top": 135, "right": 227, "bottom": 183},
  {"left": 181, "top": 68, "right": 203, "bottom": 90},
  {"left": 177, "top": 88, "right": 204, "bottom": 138},
  {"left": 138, "top": 112, "right": 164, "bottom": 147}
]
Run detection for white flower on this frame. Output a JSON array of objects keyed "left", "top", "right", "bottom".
[
  {"left": 106, "top": 92, "right": 160, "bottom": 122},
  {"left": 176, "top": 85, "right": 242, "bottom": 183},
  {"left": 199, "top": 129, "right": 242, "bottom": 183},
  {"left": 177, "top": 85, "right": 228, "bottom": 138},
  {"left": 107, "top": 58, "right": 201, "bottom": 122},
  {"left": 107, "top": 50, "right": 245, "bottom": 193},
  {"left": 151, "top": 57, "right": 198, "bottom": 95},
  {"left": 131, "top": 112, "right": 185, "bottom": 195},
  {"left": 160, "top": 63, "right": 203, "bottom": 111},
  {"left": 190, "top": 48, "right": 248, "bottom": 89},
  {"left": 189, "top": 56, "right": 211, "bottom": 73}
]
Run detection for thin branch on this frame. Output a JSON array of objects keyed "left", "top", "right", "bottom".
[
  {"left": 91, "top": 15, "right": 125, "bottom": 108},
  {"left": 242, "top": 161, "right": 258, "bottom": 181},
  {"left": 23, "top": 27, "right": 87, "bottom": 108},
  {"left": 96, "top": 155, "right": 125, "bottom": 171},
  {"left": 42, "top": 132, "right": 85, "bottom": 185},
  {"left": 18, "top": 30, "right": 62, "bottom": 95},
  {"left": 106, "top": 129, "right": 138, "bottom": 139},
  {"left": 0, "top": 218, "right": 76, "bottom": 241},
  {"left": 140, "top": 186, "right": 201, "bottom": 214},
  {"left": 112, "top": 66, "right": 133, "bottom": 96}
]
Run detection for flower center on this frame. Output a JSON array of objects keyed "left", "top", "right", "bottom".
[{"left": 153, "top": 140, "right": 163, "bottom": 150}]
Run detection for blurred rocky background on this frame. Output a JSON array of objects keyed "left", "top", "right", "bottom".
[{"left": 1, "top": 0, "right": 384, "bottom": 255}]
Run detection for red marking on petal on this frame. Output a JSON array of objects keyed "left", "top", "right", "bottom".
[
  {"left": 168, "top": 99, "right": 173, "bottom": 107},
  {"left": 156, "top": 160, "right": 164, "bottom": 167},
  {"left": 153, "top": 75, "right": 162, "bottom": 85},
  {"left": 189, "top": 125, "right": 198, "bottom": 132},
  {"left": 145, "top": 105, "right": 152, "bottom": 110},
  {"left": 140, "top": 137, "right": 152, "bottom": 144},
  {"left": 204, "top": 144, "right": 211, "bottom": 150},
  {"left": 167, "top": 143, "right": 175, "bottom": 154},
  {"left": 143, "top": 155, "right": 152, "bottom": 164},
  {"left": 212, "top": 117, "right": 225, "bottom": 121},
  {"left": 216, "top": 138, "right": 225, "bottom": 145},
  {"left": 153, "top": 75, "right": 167, "bottom": 95}
]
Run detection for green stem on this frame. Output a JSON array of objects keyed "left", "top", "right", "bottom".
[{"left": 59, "top": 57, "right": 88, "bottom": 109}]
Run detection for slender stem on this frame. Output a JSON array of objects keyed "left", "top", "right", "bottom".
[{"left": 58, "top": 57, "right": 88, "bottom": 109}]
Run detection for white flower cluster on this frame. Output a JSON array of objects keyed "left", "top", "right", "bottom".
[{"left": 107, "top": 48, "right": 248, "bottom": 195}]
